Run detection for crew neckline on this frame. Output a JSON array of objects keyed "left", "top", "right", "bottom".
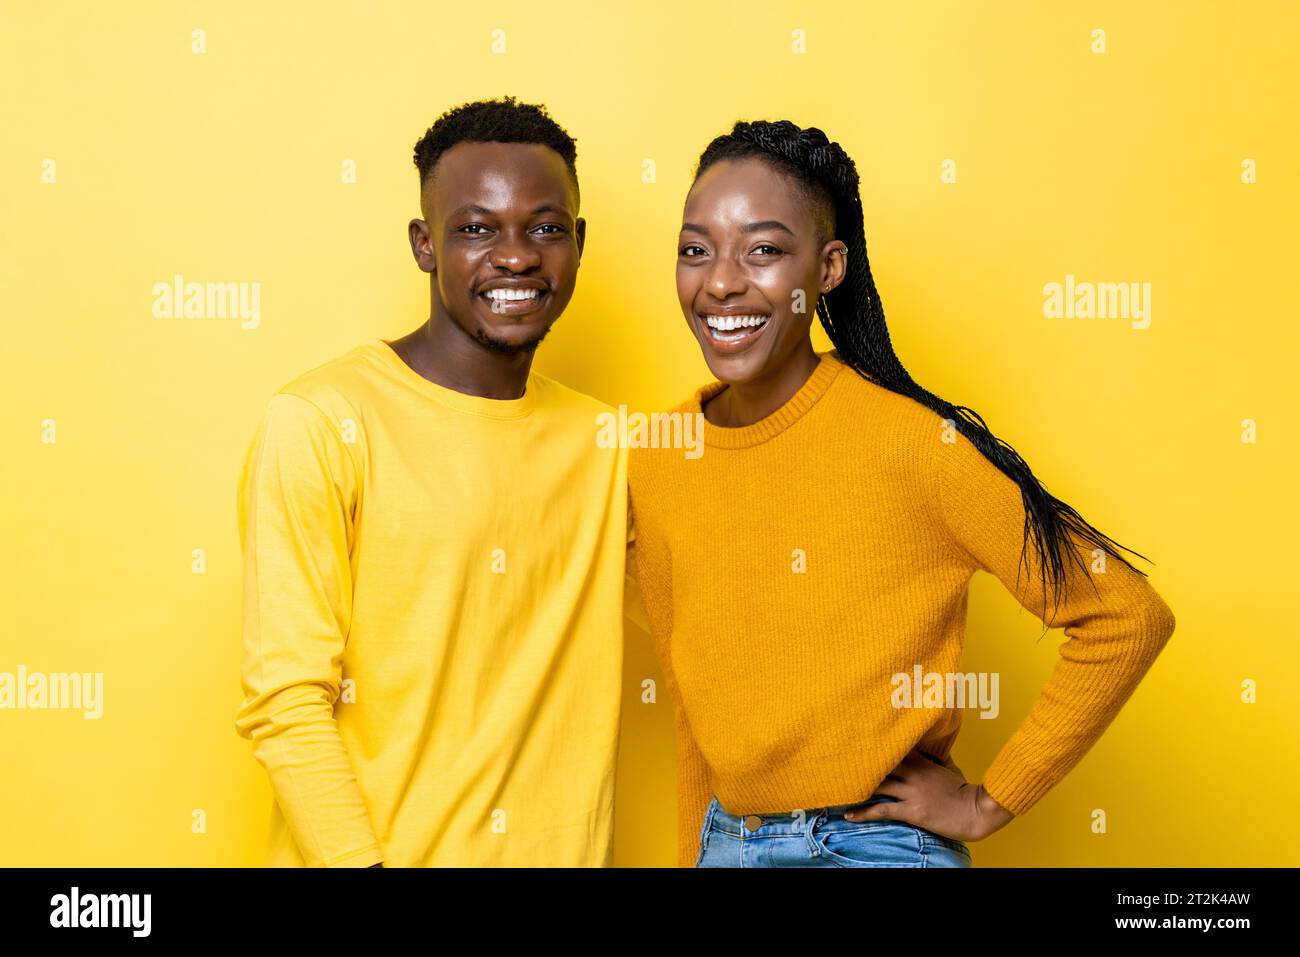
[
  {"left": 692, "top": 351, "right": 844, "bottom": 449},
  {"left": 365, "top": 339, "right": 539, "bottom": 419}
]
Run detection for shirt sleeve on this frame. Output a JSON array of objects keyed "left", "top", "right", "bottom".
[
  {"left": 233, "top": 392, "right": 384, "bottom": 867},
  {"left": 931, "top": 422, "right": 1177, "bottom": 818},
  {"left": 627, "top": 501, "right": 715, "bottom": 867}
]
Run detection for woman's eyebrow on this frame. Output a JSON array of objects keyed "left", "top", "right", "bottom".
[
  {"left": 679, "top": 220, "right": 795, "bottom": 236},
  {"left": 742, "top": 220, "right": 795, "bottom": 236}
]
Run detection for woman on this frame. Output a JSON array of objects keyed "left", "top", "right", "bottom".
[{"left": 627, "top": 120, "right": 1176, "bottom": 868}]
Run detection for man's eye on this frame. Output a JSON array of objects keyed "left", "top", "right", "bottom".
[
  {"left": 459, "top": 224, "right": 489, "bottom": 234},
  {"left": 533, "top": 224, "right": 564, "bottom": 235}
]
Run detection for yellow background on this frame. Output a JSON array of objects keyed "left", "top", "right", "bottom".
[{"left": 2, "top": 0, "right": 1296, "bottom": 866}]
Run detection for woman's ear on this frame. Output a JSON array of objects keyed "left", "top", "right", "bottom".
[{"left": 819, "top": 241, "right": 850, "bottom": 294}]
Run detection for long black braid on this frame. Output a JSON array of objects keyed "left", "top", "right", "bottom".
[{"left": 694, "top": 119, "right": 1154, "bottom": 628}]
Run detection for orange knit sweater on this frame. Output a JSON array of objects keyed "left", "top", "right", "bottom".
[{"left": 628, "top": 351, "right": 1176, "bottom": 867}]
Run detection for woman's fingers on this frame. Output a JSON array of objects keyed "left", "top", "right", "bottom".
[{"left": 845, "top": 794, "right": 914, "bottom": 824}]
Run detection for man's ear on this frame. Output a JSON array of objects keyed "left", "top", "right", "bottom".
[
  {"left": 408, "top": 218, "right": 436, "bottom": 274},
  {"left": 575, "top": 216, "right": 587, "bottom": 261}
]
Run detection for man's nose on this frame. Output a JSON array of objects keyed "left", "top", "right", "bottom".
[{"left": 489, "top": 233, "right": 542, "bottom": 271}]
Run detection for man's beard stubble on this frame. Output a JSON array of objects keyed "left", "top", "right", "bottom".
[{"left": 470, "top": 323, "right": 550, "bottom": 356}]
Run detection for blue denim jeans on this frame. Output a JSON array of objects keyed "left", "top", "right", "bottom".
[{"left": 694, "top": 793, "right": 973, "bottom": 868}]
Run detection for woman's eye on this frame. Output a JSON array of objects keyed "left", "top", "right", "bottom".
[
  {"left": 753, "top": 244, "right": 782, "bottom": 256},
  {"left": 679, "top": 245, "right": 706, "bottom": 257}
]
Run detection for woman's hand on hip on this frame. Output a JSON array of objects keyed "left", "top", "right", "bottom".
[{"left": 841, "top": 747, "right": 1015, "bottom": 841}]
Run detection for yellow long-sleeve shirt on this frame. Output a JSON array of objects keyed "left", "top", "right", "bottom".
[
  {"left": 628, "top": 351, "right": 1177, "bottom": 867},
  {"left": 234, "top": 339, "right": 628, "bottom": 867}
]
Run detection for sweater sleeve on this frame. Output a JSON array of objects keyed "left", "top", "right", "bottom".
[
  {"left": 627, "top": 502, "right": 715, "bottom": 867},
  {"left": 233, "top": 392, "right": 384, "bottom": 868},
  {"left": 931, "top": 423, "right": 1177, "bottom": 818},
  {"left": 623, "top": 503, "right": 651, "bottom": 634},
  {"left": 668, "top": 700, "right": 714, "bottom": 867}
]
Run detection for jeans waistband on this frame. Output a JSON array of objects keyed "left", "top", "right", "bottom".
[{"left": 710, "top": 793, "right": 898, "bottom": 828}]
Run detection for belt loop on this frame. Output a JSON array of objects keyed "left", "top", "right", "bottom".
[{"left": 804, "top": 807, "right": 825, "bottom": 857}]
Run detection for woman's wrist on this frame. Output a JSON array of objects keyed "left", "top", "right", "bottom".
[{"left": 974, "top": 784, "right": 1015, "bottom": 837}]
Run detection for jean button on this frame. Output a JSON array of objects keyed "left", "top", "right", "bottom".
[{"left": 743, "top": 815, "right": 763, "bottom": 832}]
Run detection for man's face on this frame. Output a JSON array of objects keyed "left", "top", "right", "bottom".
[{"left": 409, "top": 141, "right": 584, "bottom": 355}]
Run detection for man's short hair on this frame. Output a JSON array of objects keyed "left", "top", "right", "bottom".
[{"left": 412, "top": 96, "right": 579, "bottom": 202}]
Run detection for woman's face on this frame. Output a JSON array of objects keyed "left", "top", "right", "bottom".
[{"left": 676, "top": 157, "right": 844, "bottom": 385}]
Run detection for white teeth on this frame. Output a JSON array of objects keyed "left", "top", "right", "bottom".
[
  {"left": 484, "top": 288, "right": 541, "bottom": 301},
  {"left": 704, "top": 314, "right": 768, "bottom": 331}
]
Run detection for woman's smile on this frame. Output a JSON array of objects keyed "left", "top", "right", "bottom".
[{"left": 697, "top": 308, "right": 772, "bottom": 352}]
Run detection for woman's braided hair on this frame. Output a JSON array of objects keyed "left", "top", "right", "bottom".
[{"left": 694, "top": 120, "right": 1153, "bottom": 624}]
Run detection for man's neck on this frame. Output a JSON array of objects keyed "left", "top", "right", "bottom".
[{"left": 389, "top": 317, "right": 534, "bottom": 401}]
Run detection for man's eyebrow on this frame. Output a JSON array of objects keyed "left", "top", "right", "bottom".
[
  {"left": 679, "top": 220, "right": 796, "bottom": 236},
  {"left": 448, "top": 203, "right": 573, "bottom": 218}
]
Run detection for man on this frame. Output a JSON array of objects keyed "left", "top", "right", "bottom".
[{"left": 234, "top": 97, "right": 628, "bottom": 867}]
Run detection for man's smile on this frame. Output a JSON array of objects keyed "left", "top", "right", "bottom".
[{"left": 478, "top": 279, "right": 550, "bottom": 318}]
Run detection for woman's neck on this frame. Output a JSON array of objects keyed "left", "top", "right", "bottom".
[{"left": 705, "top": 341, "right": 821, "bottom": 427}]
